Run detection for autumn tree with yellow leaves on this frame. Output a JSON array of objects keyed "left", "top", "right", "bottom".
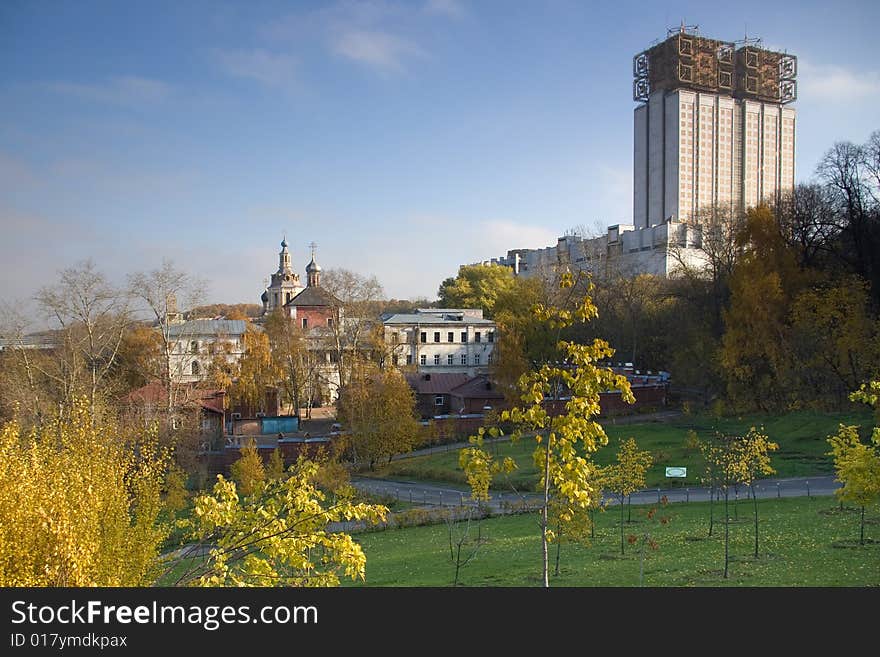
[
  {"left": 0, "top": 400, "right": 170, "bottom": 586},
  {"left": 461, "top": 272, "right": 633, "bottom": 587},
  {"left": 167, "top": 459, "right": 387, "bottom": 586},
  {"left": 828, "top": 381, "right": 880, "bottom": 546},
  {"left": 604, "top": 437, "right": 654, "bottom": 555},
  {"left": 702, "top": 428, "right": 777, "bottom": 578}
]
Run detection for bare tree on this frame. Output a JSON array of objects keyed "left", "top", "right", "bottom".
[
  {"left": 446, "top": 508, "right": 488, "bottom": 587},
  {"left": 320, "top": 268, "right": 385, "bottom": 389},
  {"left": 816, "top": 136, "right": 880, "bottom": 302},
  {"left": 0, "top": 302, "right": 54, "bottom": 423},
  {"left": 128, "top": 259, "right": 205, "bottom": 412},
  {"left": 34, "top": 260, "right": 131, "bottom": 421}
]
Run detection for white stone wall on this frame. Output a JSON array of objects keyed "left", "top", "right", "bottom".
[{"left": 169, "top": 335, "right": 244, "bottom": 385}]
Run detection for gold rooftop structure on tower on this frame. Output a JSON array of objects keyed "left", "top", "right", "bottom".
[{"left": 633, "top": 27, "right": 797, "bottom": 104}]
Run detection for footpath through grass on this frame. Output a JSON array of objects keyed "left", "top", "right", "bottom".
[
  {"left": 368, "top": 409, "right": 874, "bottom": 490},
  {"left": 349, "top": 496, "right": 880, "bottom": 587}
]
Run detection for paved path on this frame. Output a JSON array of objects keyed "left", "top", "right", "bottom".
[{"left": 353, "top": 474, "right": 838, "bottom": 513}]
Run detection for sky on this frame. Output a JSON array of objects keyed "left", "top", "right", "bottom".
[{"left": 1, "top": 0, "right": 878, "bottom": 310}]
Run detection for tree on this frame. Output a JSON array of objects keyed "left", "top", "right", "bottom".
[
  {"left": 128, "top": 259, "right": 205, "bottom": 412},
  {"left": 438, "top": 263, "right": 519, "bottom": 317},
  {"left": 701, "top": 430, "right": 775, "bottom": 578},
  {"left": 827, "top": 381, "right": 880, "bottom": 545},
  {"left": 604, "top": 437, "right": 654, "bottom": 555},
  {"left": 735, "top": 428, "right": 778, "bottom": 558},
  {"left": 228, "top": 324, "right": 277, "bottom": 414},
  {"left": 34, "top": 259, "right": 131, "bottom": 421},
  {"left": 116, "top": 324, "right": 164, "bottom": 392},
  {"left": 446, "top": 508, "right": 487, "bottom": 586},
  {"left": 337, "top": 365, "right": 420, "bottom": 469},
  {"left": 789, "top": 277, "right": 880, "bottom": 405},
  {"left": 816, "top": 134, "right": 880, "bottom": 303},
  {"left": 229, "top": 439, "right": 266, "bottom": 497},
  {"left": 720, "top": 206, "right": 808, "bottom": 410},
  {"left": 266, "top": 448, "right": 286, "bottom": 481},
  {"left": 264, "top": 310, "right": 318, "bottom": 417},
  {"left": 320, "top": 267, "right": 385, "bottom": 390},
  {"left": 701, "top": 434, "right": 738, "bottom": 578},
  {"left": 628, "top": 497, "right": 671, "bottom": 587},
  {"left": 0, "top": 399, "right": 169, "bottom": 585},
  {"left": 461, "top": 272, "right": 633, "bottom": 587},
  {"left": 167, "top": 460, "right": 386, "bottom": 586},
  {"left": 490, "top": 276, "right": 558, "bottom": 400}
]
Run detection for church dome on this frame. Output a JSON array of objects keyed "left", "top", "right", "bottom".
[
  {"left": 281, "top": 238, "right": 288, "bottom": 248},
  {"left": 261, "top": 289, "right": 269, "bottom": 303},
  {"left": 306, "top": 257, "right": 322, "bottom": 272}
]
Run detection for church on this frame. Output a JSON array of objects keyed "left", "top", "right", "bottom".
[
  {"left": 261, "top": 239, "right": 341, "bottom": 325},
  {"left": 260, "top": 238, "right": 343, "bottom": 404}
]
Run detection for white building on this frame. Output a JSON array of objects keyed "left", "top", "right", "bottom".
[
  {"left": 476, "top": 222, "right": 707, "bottom": 280},
  {"left": 167, "top": 319, "right": 248, "bottom": 385},
  {"left": 633, "top": 30, "right": 796, "bottom": 227},
  {"left": 469, "top": 28, "right": 795, "bottom": 282},
  {"left": 382, "top": 309, "right": 496, "bottom": 377}
]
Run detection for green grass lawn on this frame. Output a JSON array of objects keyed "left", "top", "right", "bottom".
[
  {"left": 369, "top": 409, "right": 875, "bottom": 491},
  {"left": 348, "top": 496, "right": 880, "bottom": 587}
]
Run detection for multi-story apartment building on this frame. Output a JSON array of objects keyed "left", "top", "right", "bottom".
[{"left": 382, "top": 309, "right": 496, "bottom": 377}]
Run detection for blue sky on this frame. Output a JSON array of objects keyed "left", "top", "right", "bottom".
[{"left": 1, "top": 0, "right": 878, "bottom": 307}]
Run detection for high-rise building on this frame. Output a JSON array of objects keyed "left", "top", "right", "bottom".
[{"left": 633, "top": 27, "right": 797, "bottom": 227}]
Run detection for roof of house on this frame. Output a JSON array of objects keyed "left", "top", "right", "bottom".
[
  {"left": 383, "top": 313, "right": 495, "bottom": 325},
  {"left": 448, "top": 376, "right": 505, "bottom": 400},
  {"left": 285, "top": 286, "right": 341, "bottom": 308},
  {"left": 123, "top": 382, "right": 226, "bottom": 415},
  {"left": 404, "top": 372, "right": 470, "bottom": 395},
  {"left": 167, "top": 319, "right": 248, "bottom": 337}
]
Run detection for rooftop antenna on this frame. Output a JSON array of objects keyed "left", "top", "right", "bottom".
[
  {"left": 737, "top": 23, "right": 762, "bottom": 48},
  {"left": 667, "top": 20, "right": 699, "bottom": 38}
]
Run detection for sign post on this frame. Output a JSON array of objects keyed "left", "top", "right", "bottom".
[{"left": 665, "top": 466, "right": 687, "bottom": 489}]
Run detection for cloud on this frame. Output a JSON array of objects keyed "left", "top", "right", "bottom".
[
  {"left": 330, "top": 29, "right": 423, "bottom": 73},
  {"left": 424, "top": 0, "right": 464, "bottom": 18},
  {"left": 45, "top": 76, "right": 172, "bottom": 105},
  {"left": 211, "top": 48, "right": 299, "bottom": 89},
  {"left": 799, "top": 61, "right": 880, "bottom": 103}
]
